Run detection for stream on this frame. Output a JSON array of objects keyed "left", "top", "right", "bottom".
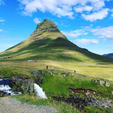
[{"left": 0, "top": 79, "right": 21, "bottom": 96}]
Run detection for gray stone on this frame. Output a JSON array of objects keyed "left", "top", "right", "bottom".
[
  {"left": 105, "top": 81, "right": 110, "bottom": 87},
  {"left": 97, "top": 79, "right": 105, "bottom": 85},
  {"left": 62, "top": 74, "right": 66, "bottom": 77}
]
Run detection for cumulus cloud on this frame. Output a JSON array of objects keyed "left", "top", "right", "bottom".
[
  {"left": 74, "top": 6, "right": 93, "bottom": 13},
  {"left": 82, "top": 8, "right": 109, "bottom": 21},
  {"left": 33, "top": 17, "right": 40, "bottom": 24},
  {"left": 91, "top": 26, "right": 113, "bottom": 39},
  {"left": 18, "top": 0, "right": 74, "bottom": 17},
  {"left": 18, "top": 0, "right": 111, "bottom": 21},
  {"left": 63, "top": 25, "right": 113, "bottom": 40},
  {"left": 75, "top": 39, "right": 99, "bottom": 45},
  {"left": 62, "top": 30, "right": 88, "bottom": 38}
]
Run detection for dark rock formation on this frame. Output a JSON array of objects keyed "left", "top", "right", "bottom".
[
  {"left": 9, "top": 75, "right": 34, "bottom": 94},
  {"left": 34, "top": 19, "right": 60, "bottom": 35},
  {"left": 31, "top": 71, "right": 45, "bottom": 84},
  {"left": 53, "top": 95, "right": 113, "bottom": 110}
]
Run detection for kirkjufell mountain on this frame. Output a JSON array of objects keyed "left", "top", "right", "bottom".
[{"left": 0, "top": 19, "right": 112, "bottom": 63}]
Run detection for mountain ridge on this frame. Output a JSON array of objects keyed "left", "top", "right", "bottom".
[
  {"left": 103, "top": 53, "right": 113, "bottom": 58},
  {"left": 0, "top": 19, "right": 112, "bottom": 64}
]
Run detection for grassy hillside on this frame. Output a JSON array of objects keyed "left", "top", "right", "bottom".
[{"left": 0, "top": 19, "right": 112, "bottom": 64}]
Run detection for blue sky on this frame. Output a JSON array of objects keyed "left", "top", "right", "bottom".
[{"left": 0, "top": 0, "right": 113, "bottom": 55}]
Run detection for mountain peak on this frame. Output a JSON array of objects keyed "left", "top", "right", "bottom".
[{"left": 34, "top": 19, "right": 60, "bottom": 35}]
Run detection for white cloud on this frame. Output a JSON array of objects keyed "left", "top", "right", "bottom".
[
  {"left": 62, "top": 29, "right": 88, "bottom": 38},
  {"left": 18, "top": 0, "right": 110, "bottom": 21},
  {"left": 0, "top": 29, "right": 3, "bottom": 32},
  {"left": 18, "top": 0, "right": 74, "bottom": 17},
  {"left": 33, "top": 17, "right": 40, "bottom": 24},
  {"left": 75, "top": 6, "right": 93, "bottom": 13},
  {"left": 82, "top": 8, "right": 109, "bottom": 21},
  {"left": 91, "top": 26, "right": 113, "bottom": 39},
  {"left": 75, "top": 39, "right": 99, "bottom": 45},
  {"left": 63, "top": 25, "right": 113, "bottom": 40}
]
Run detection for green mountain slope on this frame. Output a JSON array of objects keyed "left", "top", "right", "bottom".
[{"left": 0, "top": 19, "right": 112, "bottom": 63}]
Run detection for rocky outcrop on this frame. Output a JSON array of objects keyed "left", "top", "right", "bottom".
[
  {"left": 34, "top": 19, "right": 60, "bottom": 35},
  {"left": 31, "top": 71, "right": 45, "bottom": 84},
  {"left": 93, "top": 79, "right": 110, "bottom": 87},
  {"left": 53, "top": 95, "right": 113, "bottom": 110},
  {"left": 9, "top": 75, "right": 34, "bottom": 94}
]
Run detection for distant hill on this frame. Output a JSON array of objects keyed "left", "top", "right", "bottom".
[
  {"left": 103, "top": 53, "right": 113, "bottom": 58},
  {"left": 0, "top": 19, "right": 112, "bottom": 64}
]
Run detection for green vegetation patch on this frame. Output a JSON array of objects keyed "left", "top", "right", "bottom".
[
  {"left": 38, "top": 69, "right": 113, "bottom": 100},
  {"left": 84, "top": 106, "right": 112, "bottom": 113},
  {"left": 0, "top": 67, "right": 33, "bottom": 78}
]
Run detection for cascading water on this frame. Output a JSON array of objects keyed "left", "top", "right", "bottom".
[
  {"left": 0, "top": 79, "right": 21, "bottom": 96},
  {"left": 34, "top": 83, "right": 47, "bottom": 99}
]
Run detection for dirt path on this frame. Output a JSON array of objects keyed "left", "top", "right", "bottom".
[{"left": 0, "top": 97, "right": 57, "bottom": 113}]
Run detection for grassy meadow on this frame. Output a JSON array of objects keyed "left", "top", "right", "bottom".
[
  {"left": 0, "top": 60, "right": 113, "bottom": 81},
  {"left": 0, "top": 57, "right": 113, "bottom": 113}
]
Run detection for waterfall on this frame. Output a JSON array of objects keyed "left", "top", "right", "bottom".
[
  {"left": 0, "top": 85, "right": 11, "bottom": 91},
  {"left": 34, "top": 83, "right": 47, "bottom": 99},
  {"left": 0, "top": 84, "right": 17, "bottom": 95},
  {"left": 0, "top": 79, "right": 21, "bottom": 96}
]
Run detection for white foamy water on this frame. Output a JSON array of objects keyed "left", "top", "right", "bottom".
[
  {"left": 0, "top": 79, "right": 21, "bottom": 96},
  {"left": 0, "top": 85, "right": 11, "bottom": 91},
  {"left": 34, "top": 83, "right": 47, "bottom": 99}
]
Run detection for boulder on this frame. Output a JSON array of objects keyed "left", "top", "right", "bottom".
[
  {"left": 93, "top": 79, "right": 110, "bottom": 87},
  {"left": 104, "top": 81, "right": 110, "bottom": 87},
  {"left": 97, "top": 79, "right": 105, "bottom": 85},
  {"left": 62, "top": 74, "right": 66, "bottom": 77}
]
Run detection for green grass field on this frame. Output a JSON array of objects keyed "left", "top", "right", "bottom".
[{"left": 0, "top": 61, "right": 113, "bottom": 81}]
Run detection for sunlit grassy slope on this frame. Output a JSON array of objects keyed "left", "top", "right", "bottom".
[
  {"left": 0, "top": 32, "right": 112, "bottom": 63},
  {"left": 0, "top": 19, "right": 112, "bottom": 63},
  {"left": 0, "top": 19, "right": 113, "bottom": 81}
]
